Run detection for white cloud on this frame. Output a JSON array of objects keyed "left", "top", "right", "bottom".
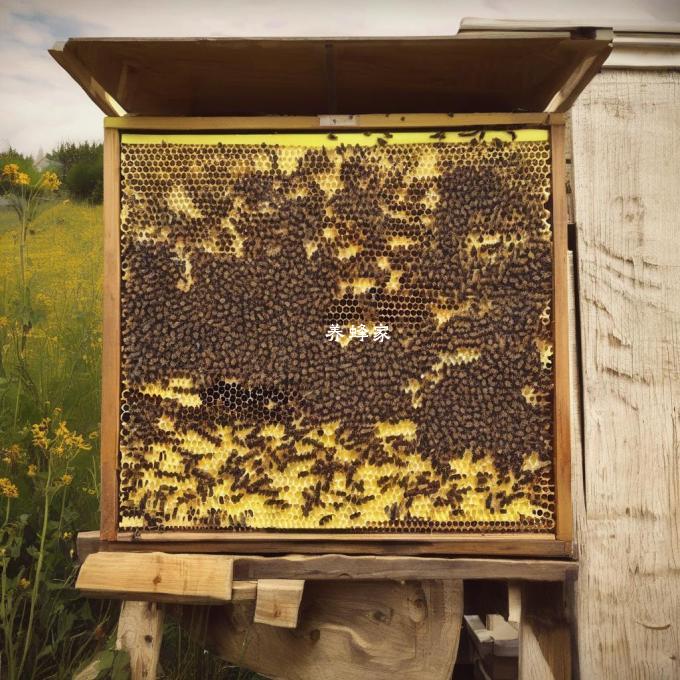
[{"left": 1, "top": 0, "right": 679, "bottom": 156}]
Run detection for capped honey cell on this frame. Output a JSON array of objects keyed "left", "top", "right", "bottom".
[{"left": 117, "top": 129, "right": 556, "bottom": 534}]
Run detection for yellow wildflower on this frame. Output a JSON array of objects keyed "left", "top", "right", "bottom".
[
  {"left": 59, "top": 473, "right": 73, "bottom": 486},
  {"left": 19, "top": 577, "right": 31, "bottom": 589},
  {"left": 2, "top": 163, "right": 19, "bottom": 178},
  {"left": 0, "top": 478, "right": 19, "bottom": 498},
  {"left": 41, "top": 171, "right": 61, "bottom": 191},
  {"left": 16, "top": 172, "right": 30, "bottom": 186},
  {"left": 2, "top": 444, "right": 22, "bottom": 465},
  {"left": 59, "top": 421, "right": 91, "bottom": 452},
  {"left": 31, "top": 420, "right": 50, "bottom": 450},
  {"left": 88, "top": 430, "right": 99, "bottom": 440},
  {"left": 27, "top": 464, "right": 37, "bottom": 477},
  {"left": 63, "top": 531, "right": 72, "bottom": 540}
]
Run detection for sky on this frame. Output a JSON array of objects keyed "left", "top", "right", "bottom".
[{"left": 1, "top": 0, "right": 680, "bottom": 157}]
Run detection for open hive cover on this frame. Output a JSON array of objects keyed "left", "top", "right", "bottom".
[{"left": 118, "top": 129, "right": 556, "bottom": 534}]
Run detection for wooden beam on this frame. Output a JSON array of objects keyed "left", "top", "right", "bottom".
[
  {"left": 551, "top": 123, "right": 573, "bottom": 544},
  {"left": 100, "top": 126, "right": 120, "bottom": 541},
  {"left": 508, "top": 582, "right": 522, "bottom": 629},
  {"left": 232, "top": 580, "right": 258, "bottom": 601},
  {"left": 76, "top": 552, "right": 233, "bottom": 604},
  {"left": 519, "top": 582, "right": 571, "bottom": 679},
  {"left": 182, "top": 579, "right": 463, "bottom": 680},
  {"left": 49, "top": 41, "right": 126, "bottom": 116},
  {"left": 116, "top": 601, "right": 164, "bottom": 680},
  {"left": 74, "top": 541, "right": 577, "bottom": 581},
  {"left": 233, "top": 554, "right": 577, "bottom": 582},
  {"left": 546, "top": 30, "right": 614, "bottom": 112},
  {"left": 254, "top": 579, "right": 305, "bottom": 628},
  {"left": 104, "top": 112, "right": 563, "bottom": 131},
  {"left": 76, "top": 530, "right": 572, "bottom": 559},
  {"left": 570, "top": 69, "right": 680, "bottom": 679}
]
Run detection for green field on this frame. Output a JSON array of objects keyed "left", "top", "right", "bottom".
[
  {"left": 0, "top": 201, "right": 102, "bottom": 450},
  {"left": 0, "top": 200, "right": 259, "bottom": 679}
]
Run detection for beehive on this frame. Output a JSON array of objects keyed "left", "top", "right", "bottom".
[
  {"left": 116, "top": 128, "right": 557, "bottom": 534},
  {"left": 51, "top": 30, "right": 619, "bottom": 552}
]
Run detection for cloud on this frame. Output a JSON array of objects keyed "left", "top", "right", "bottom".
[{"left": 1, "top": 0, "right": 679, "bottom": 156}]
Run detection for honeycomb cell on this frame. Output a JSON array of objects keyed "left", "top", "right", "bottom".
[{"left": 118, "top": 129, "right": 555, "bottom": 534}]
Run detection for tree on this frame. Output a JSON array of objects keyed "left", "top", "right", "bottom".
[
  {"left": 0, "top": 148, "right": 39, "bottom": 184},
  {"left": 47, "top": 141, "right": 103, "bottom": 203}
]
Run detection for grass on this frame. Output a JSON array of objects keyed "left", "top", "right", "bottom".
[{"left": 0, "top": 200, "right": 264, "bottom": 679}]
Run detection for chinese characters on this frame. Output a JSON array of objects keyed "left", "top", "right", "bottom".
[{"left": 326, "top": 323, "right": 391, "bottom": 343}]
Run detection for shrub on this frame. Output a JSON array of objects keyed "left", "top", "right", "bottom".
[
  {"left": 48, "top": 142, "right": 103, "bottom": 204},
  {"left": 65, "top": 158, "right": 103, "bottom": 204}
]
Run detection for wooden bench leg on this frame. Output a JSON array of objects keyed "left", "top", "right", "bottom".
[
  {"left": 116, "top": 601, "right": 165, "bottom": 680},
  {"left": 519, "top": 582, "right": 571, "bottom": 680}
]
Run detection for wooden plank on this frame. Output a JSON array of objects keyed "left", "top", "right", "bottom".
[
  {"left": 76, "top": 530, "right": 572, "bottom": 559},
  {"left": 49, "top": 42, "right": 125, "bottom": 116},
  {"left": 54, "top": 36, "right": 610, "bottom": 116},
  {"left": 76, "top": 551, "right": 233, "bottom": 604},
  {"left": 546, "top": 30, "right": 613, "bottom": 112},
  {"left": 508, "top": 582, "right": 522, "bottom": 629},
  {"left": 104, "top": 112, "right": 561, "bottom": 130},
  {"left": 232, "top": 580, "right": 258, "bottom": 601},
  {"left": 74, "top": 540, "right": 577, "bottom": 581},
  {"left": 465, "top": 614, "right": 495, "bottom": 657},
  {"left": 519, "top": 582, "right": 570, "bottom": 680},
  {"left": 116, "top": 601, "right": 164, "bottom": 680},
  {"left": 254, "top": 579, "right": 305, "bottom": 628},
  {"left": 550, "top": 124, "right": 573, "bottom": 543},
  {"left": 570, "top": 70, "right": 680, "bottom": 679},
  {"left": 232, "top": 554, "right": 577, "bottom": 582},
  {"left": 182, "top": 579, "right": 463, "bottom": 680},
  {"left": 111, "top": 530, "right": 561, "bottom": 545},
  {"left": 100, "top": 126, "right": 120, "bottom": 541}
]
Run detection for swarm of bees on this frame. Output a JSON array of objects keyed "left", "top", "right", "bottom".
[{"left": 117, "top": 129, "right": 556, "bottom": 534}]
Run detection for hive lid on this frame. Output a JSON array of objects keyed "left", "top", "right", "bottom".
[{"left": 49, "top": 25, "right": 612, "bottom": 118}]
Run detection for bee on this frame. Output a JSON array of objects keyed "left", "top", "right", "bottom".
[
  {"left": 131, "top": 528, "right": 142, "bottom": 542},
  {"left": 327, "top": 133, "right": 338, "bottom": 141},
  {"left": 383, "top": 131, "right": 393, "bottom": 139},
  {"left": 430, "top": 131, "right": 446, "bottom": 140},
  {"left": 376, "top": 137, "right": 388, "bottom": 147},
  {"left": 508, "top": 130, "right": 517, "bottom": 141},
  {"left": 319, "top": 514, "right": 333, "bottom": 526}
]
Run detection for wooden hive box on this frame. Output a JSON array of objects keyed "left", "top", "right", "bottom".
[{"left": 51, "top": 26, "right": 612, "bottom": 558}]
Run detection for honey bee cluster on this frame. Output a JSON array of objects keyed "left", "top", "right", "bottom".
[{"left": 118, "top": 130, "right": 556, "bottom": 533}]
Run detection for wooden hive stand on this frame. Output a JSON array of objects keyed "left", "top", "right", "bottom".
[{"left": 75, "top": 536, "right": 578, "bottom": 680}]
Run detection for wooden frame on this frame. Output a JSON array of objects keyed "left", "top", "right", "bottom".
[
  {"left": 99, "top": 112, "right": 572, "bottom": 556},
  {"left": 101, "top": 126, "right": 121, "bottom": 540}
]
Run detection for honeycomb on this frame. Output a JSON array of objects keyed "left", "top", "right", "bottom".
[{"left": 118, "top": 129, "right": 556, "bottom": 533}]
